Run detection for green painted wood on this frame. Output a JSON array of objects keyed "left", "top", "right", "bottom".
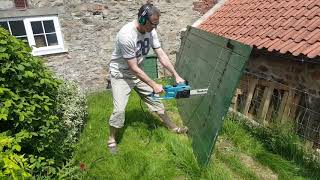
[
  {"left": 143, "top": 54, "right": 158, "bottom": 79},
  {"left": 176, "top": 26, "right": 252, "bottom": 166}
]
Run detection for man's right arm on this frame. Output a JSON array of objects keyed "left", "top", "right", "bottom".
[{"left": 127, "top": 57, "right": 164, "bottom": 94}]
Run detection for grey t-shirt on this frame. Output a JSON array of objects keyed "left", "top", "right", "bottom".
[{"left": 109, "top": 20, "right": 161, "bottom": 78}]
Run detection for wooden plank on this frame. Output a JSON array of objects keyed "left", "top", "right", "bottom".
[
  {"left": 277, "top": 91, "right": 289, "bottom": 122},
  {"left": 282, "top": 89, "right": 295, "bottom": 122},
  {"left": 257, "top": 83, "right": 274, "bottom": 123},
  {"left": 231, "top": 94, "right": 238, "bottom": 112},
  {"left": 240, "top": 75, "right": 289, "bottom": 91},
  {"left": 258, "top": 79, "right": 289, "bottom": 91},
  {"left": 243, "top": 78, "right": 258, "bottom": 116},
  {"left": 289, "top": 94, "right": 301, "bottom": 120},
  {"left": 231, "top": 88, "right": 243, "bottom": 112}
]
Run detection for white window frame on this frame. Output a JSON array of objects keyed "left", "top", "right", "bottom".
[{"left": 0, "top": 15, "right": 66, "bottom": 56}]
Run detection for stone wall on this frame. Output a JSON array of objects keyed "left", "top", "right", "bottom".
[
  {"left": 23, "top": 0, "right": 201, "bottom": 91},
  {"left": 193, "top": 0, "right": 217, "bottom": 14},
  {"left": 247, "top": 53, "right": 320, "bottom": 97}
]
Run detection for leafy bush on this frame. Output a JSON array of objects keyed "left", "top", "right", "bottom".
[
  {"left": 0, "top": 28, "right": 87, "bottom": 178},
  {"left": 55, "top": 80, "right": 87, "bottom": 157},
  {"left": 0, "top": 131, "right": 31, "bottom": 179}
]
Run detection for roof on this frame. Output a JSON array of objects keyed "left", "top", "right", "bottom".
[{"left": 199, "top": 0, "right": 320, "bottom": 58}]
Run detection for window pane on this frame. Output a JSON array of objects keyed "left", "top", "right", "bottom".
[
  {"left": 34, "top": 35, "right": 47, "bottom": 47},
  {"left": 43, "top": 20, "right": 55, "bottom": 33},
  {"left": 9, "top": 21, "right": 26, "bottom": 36},
  {"left": 31, "top": 21, "right": 43, "bottom": 34},
  {"left": 0, "top": 22, "right": 9, "bottom": 31},
  {"left": 46, "top": 33, "right": 58, "bottom": 46}
]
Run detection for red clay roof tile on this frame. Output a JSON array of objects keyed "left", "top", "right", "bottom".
[
  {"left": 306, "top": 28, "right": 320, "bottom": 44},
  {"left": 306, "top": 16, "right": 320, "bottom": 31},
  {"left": 199, "top": 0, "right": 320, "bottom": 58}
]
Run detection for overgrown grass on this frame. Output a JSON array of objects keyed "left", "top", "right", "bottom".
[
  {"left": 66, "top": 90, "right": 320, "bottom": 179},
  {"left": 221, "top": 117, "right": 320, "bottom": 179}
]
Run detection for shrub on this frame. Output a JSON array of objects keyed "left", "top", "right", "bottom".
[
  {"left": 0, "top": 131, "right": 31, "bottom": 179},
  {"left": 55, "top": 80, "right": 87, "bottom": 157},
  {"left": 0, "top": 28, "right": 87, "bottom": 178}
]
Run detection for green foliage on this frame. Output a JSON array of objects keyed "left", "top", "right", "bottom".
[
  {"left": 223, "top": 115, "right": 320, "bottom": 178},
  {"left": 239, "top": 118, "right": 320, "bottom": 177},
  {"left": 56, "top": 157, "right": 82, "bottom": 180},
  {"left": 0, "top": 28, "right": 87, "bottom": 178},
  {"left": 0, "top": 131, "right": 31, "bottom": 179},
  {"left": 56, "top": 80, "right": 87, "bottom": 147},
  {"left": 0, "top": 27, "right": 61, "bottom": 144}
]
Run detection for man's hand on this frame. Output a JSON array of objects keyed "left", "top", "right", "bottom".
[
  {"left": 153, "top": 48, "right": 185, "bottom": 85},
  {"left": 152, "top": 83, "right": 164, "bottom": 94},
  {"left": 175, "top": 75, "right": 185, "bottom": 84}
]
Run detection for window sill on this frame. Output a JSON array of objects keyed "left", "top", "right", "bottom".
[{"left": 32, "top": 47, "right": 68, "bottom": 56}]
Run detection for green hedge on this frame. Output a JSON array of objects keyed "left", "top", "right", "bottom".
[{"left": 0, "top": 28, "right": 87, "bottom": 178}]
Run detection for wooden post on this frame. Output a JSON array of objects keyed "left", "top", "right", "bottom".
[
  {"left": 289, "top": 94, "right": 301, "bottom": 120},
  {"left": 282, "top": 89, "right": 295, "bottom": 122},
  {"left": 277, "top": 91, "right": 289, "bottom": 122},
  {"left": 231, "top": 88, "right": 242, "bottom": 112},
  {"left": 257, "top": 83, "right": 274, "bottom": 124},
  {"left": 243, "top": 78, "right": 258, "bottom": 116}
]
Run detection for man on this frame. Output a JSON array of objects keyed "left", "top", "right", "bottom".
[{"left": 107, "top": 3, "right": 187, "bottom": 152}]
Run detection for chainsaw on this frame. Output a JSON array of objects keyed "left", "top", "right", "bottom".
[{"left": 150, "top": 82, "right": 208, "bottom": 100}]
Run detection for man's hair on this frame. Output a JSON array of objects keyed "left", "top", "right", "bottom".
[{"left": 138, "top": 4, "right": 161, "bottom": 20}]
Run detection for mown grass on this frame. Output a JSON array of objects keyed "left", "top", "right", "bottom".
[{"left": 67, "top": 90, "right": 319, "bottom": 179}]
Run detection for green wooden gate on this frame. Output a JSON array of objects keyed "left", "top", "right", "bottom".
[
  {"left": 143, "top": 53, "right": 158, "bottom": 79},
  {"left": 175, "top": 26, "right": 252, "bottom": 166}
]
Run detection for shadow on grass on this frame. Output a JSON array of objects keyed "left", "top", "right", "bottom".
[{"left": 115, "top": 108, "right": 166, "bottom": 144}]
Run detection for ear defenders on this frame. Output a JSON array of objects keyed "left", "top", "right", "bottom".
[{"left": 138, "top": 5, "right": 152, "bottom": 25}]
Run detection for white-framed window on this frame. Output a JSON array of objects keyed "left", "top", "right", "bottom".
[{"left": 0, "top": 16, "right": 66, "bottom": 56}]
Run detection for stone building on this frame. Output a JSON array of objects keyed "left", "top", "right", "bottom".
[
  {"left": 197, "top": 0, "right": 320, "bottom": 147},
  {"left": 0, "top": 0, "right": 201, "bottom": 91}
]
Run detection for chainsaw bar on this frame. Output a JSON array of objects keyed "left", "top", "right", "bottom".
[{"left": 190, "top": 88, "right": 208, "bottom": 96}]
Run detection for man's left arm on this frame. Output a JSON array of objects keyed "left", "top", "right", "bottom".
[{"left": 153, "top": 48, "right": 185, "bottom": 83}]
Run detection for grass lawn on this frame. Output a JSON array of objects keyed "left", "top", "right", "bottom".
[{"left": 71, "top": 90, "right": 319, "bottom": 179}]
